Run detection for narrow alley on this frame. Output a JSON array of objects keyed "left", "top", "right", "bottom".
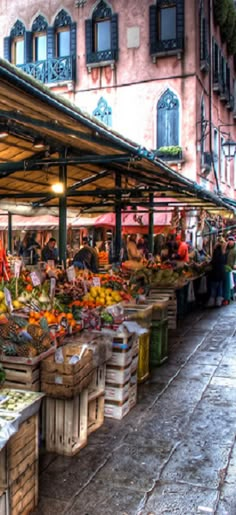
[{"left": 33, "top": 305, "right": 236, "bottom": 515}]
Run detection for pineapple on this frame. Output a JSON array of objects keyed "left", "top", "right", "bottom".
[
  {"left": 2, "top": 343, "right": 17, "bottom": 356},
  {"left": 32, "top": 341, "right": 46, "bottom": 355},
  {"left": 16, "top": 344, "right": 31, "bottom": 358},
  {"left": 40, "top": 334, "right": 52, "bottom": 350},
  {"left": 27, "top": 324, "right": 44, "bottom": 340}
]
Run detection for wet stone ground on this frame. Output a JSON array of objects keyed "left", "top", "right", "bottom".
[{"left": 32, "top": 305, "right": 236, "bottom": 515}]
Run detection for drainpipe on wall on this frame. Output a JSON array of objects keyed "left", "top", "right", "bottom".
[{"left": 209, "top": 0, "right": 220, "bottom": 192}]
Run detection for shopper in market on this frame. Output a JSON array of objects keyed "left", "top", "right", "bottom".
[
  {"left": 19, "top": 231, "right": 41, "bottom": 265},
  {"left": 73, "top": 237, "right": 98, "bottom": 272},
  {"left": 127, "top": 234, "right": 142, "bottom": 261},
  {"left": 172, "top": 234, "right": 189, "bottom": 263},
  {"left": 223, "top": 235, "right": 236, "bottom": 304},
  {"left": 207, "top": 238, "right": 226, "bottom": 307},
  {"left": 41, "top": 237, "right": 59, "bottom": 264}
]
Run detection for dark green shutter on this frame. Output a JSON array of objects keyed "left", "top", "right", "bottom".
[
  {"left": 111, "top": 13, "right": 118, "bottom": 59},
  {"left": 176, "top": 0, "right": 184, "bottom": 50},
  {"left": 85, "top": 19, "right": 93, "bottom": 60},
  {"left": 47, "top": 26, "right": 55, "bottom": 59},
  {"left": 70, "top": 22, "right": 77, "bottom": 81},
  {"left": 24, "top": 31, "right": 32, "bottom": 63},
  {"left": 3, "top": 37, "right": 11, "bottom": 62},
  {"left": 149, "top": 5, "right": 157, "bottom": 55},
  {"left": 70, "top": 22, "right": 77, "bottom": 55}
]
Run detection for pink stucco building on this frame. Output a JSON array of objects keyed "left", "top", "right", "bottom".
[{"left": 0, "top": 0, "right": 235, "bottom": 200}]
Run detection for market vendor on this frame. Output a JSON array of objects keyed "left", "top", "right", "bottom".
[
  {"left": 223, "top": 235, "right": 236, "bottom": 304},
  {"left": 127, "top": 234, "right": 142, "bottom": 261},
  {"left": 41, "top": 238, "right": 59, "bottom": 264},
  {"left": 172, "top": 235, "right": 189, "bottom": 263},
  {"left": 73, "top": 237, "right": 98, "bottom": 273}
]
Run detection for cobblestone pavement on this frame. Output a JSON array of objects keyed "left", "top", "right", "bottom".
[{"left": 32, "top": 305, "right": 236, "bottom": 515}]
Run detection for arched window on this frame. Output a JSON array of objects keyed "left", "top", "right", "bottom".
[
  {"left": 32, "top": 15, "right": 48, "bottom": 62},
  {"left": 85, "top": 1, "right": 118, "bottom": 66},
  {"left": 10, "top": 20, "right": 25, "bottom": 65},
  {"left": 93, "top": 97, "right": 112, "bottom": 127},
  {"left": 157, "top": 89, "right": 180, "bottom": 148},
  {"left": 54, "top": 9, "right": 72, "bottom": 58}
]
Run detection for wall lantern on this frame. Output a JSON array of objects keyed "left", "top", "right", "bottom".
[{"left": 222, "top": 138, "right": 236, "bottom": 159}]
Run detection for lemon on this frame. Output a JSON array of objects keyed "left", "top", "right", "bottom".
[{"left": 0, "top": 291, "right": 5, "bottom": 301}]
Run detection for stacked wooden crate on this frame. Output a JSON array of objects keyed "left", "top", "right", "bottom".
[
  {"left": 0, "top": 414, "right": 39, "bottom": 515},
  {"left": 149, "top": 288, "right": 177, "bottom": 329},
  {"left": 87, "top": 364, "right": 106, "bottom": 435},
  {"left": 104, "top": 333, "right": 138, "bottom": 420}
]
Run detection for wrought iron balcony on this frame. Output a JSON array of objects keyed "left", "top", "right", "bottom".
[
  {"left": 150, "top": 38, "right": 184, "bottom": 56},
  {"left": 86, "top": 49, "right": 118, "bottom": 66},
  {"left": 18, "top": 56, "right": 75, "bottom": 84}
]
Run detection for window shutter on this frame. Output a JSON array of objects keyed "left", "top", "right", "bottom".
[
  {"left": 85, "top": 19, "right": 93, "bottom": 60},
  {"left": 111, "top": 13, "right": 118, "bottom": 57},
  {"left": 3, "top": 37, "right": 11, "bottom": 62},
  {"left": 176, "top": 0, "right": 184, "bottom": 50},
  {"left": 24, "top": 31, "right": 32, "bottom": 63},
  {"left": 149, "top": 5, "right": 157, "bottom": 55},
  {"left": 47, "top": 26, "right": 55, "bottom": 59},
  {"left": 70, "top": 22, "right": 77, "bottom": 56}
]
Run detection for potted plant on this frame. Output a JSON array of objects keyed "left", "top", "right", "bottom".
[{"left": 156, "top": 146, "right": 182, "bottom": 160}]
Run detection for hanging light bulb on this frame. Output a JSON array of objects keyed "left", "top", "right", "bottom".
[{"left": 51, "top": 182, "right": 65, "bottom": 194}]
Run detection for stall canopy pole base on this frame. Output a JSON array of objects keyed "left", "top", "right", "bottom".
[
  {"left": 8, "top": 212, "right": 12, "bottom": 254},
  {"left": 115, "top": 173, "right": 122, "bottom": 263},
  {"left": 148, "top": 193, "right": 154, "bottom": 254},
  {"left": 59, "top": 154, "right": 67, "bottom": 267}
]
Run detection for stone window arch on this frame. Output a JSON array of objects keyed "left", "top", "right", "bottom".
[{"left": 157, "top": 89, "right": 180, "bottom": 148}]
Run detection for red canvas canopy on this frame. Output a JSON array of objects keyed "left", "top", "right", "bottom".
[{"left": 94, "top": 209, "right": 171, "bottom": 234}]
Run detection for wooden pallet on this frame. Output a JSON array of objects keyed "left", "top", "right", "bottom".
[
  {"left": 45, "top": 389, "right": 88, "bottom": 456},
  {"left": 1, "top": 362, "right": 40, "bottom": 391},
  {"left": 88, "top": 365, "right": 106, "bottom": 401},
  {"left": 87, "top": 394, "right": 104, "bottom": 436}
]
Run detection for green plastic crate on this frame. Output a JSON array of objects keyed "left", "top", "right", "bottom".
[{"left": 150, "top": 319, "right": 168, "bottom": 367}]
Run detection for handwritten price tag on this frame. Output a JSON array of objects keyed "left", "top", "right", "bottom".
[
  {"left": 93, "top": 276, "right": 101, "bottom": 288},
  {"left": 30, "top": 271, "right": 41, "bottom": 287},
  {"left": 4, "top": 287, "right": 13, "bottom": 312},
  {"left": 14, "top": 260, "right": 22, "bottom": 278},
  {"left": 50, "top": 277, "right": 56, "bottom": 300},
  {"left": 66, "top": 266, "right": 76, "bottom": 282}
]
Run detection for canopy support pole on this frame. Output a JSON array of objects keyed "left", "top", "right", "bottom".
[
  {"left": 8, "top": 212, "right": 12, "bottom": 253},
  {"left": 115, "top": 173, "right": 122, "bottom": 262},
  {"left": 59, "top": 154, "right": 67, "bottom": 268},
  {"left": 148, "top": 193, "right": 154, "bottom": 254}
]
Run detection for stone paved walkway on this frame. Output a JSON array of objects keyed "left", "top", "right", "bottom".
[{"left": 32, "top": 305, "right": 236, "bottom": 515}]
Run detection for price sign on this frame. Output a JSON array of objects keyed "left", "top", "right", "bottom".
[
  {"left": 4, "top": 287, "right": 13, "bottom": 312},
  {"left": 50, "top": 277, "right": 56, "bottom": 300},
  {"left": 30, "top": 271, "right": 41, "bottom": 287},
  {"left": 66, "top": 266, "right": 76, "bottom": 282},
  {"left": 14, "top": 260, "right": 22, "bottom": 278},
  {"left": 48, "top": 260, "right": 55, "bottom": 269},
  {"left": 93, "top": 276, "right": 101, "bottom": 288}
]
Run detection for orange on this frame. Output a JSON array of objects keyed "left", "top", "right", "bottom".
[{"left": 66, "top": 313, "right": 73, "bottom": 321}]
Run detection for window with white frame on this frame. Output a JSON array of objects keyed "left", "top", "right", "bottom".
[{"left": 220, "top": 136, "right": 225, "bottom": 182}]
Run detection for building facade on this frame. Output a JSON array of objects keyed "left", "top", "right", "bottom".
[{"left": 0, "top": 0, "right": 236, "bottom": 200}]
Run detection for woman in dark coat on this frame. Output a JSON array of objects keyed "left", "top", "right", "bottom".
[{"left": 207, "top": 239, "right": 226, "bottom": 307}]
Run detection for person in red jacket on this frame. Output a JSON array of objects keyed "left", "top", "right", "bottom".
[{"left": 175, "top": 235, "right": 189, "bottom": 263}]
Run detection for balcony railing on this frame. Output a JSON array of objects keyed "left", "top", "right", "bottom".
[
  {"left": 151, "top": 38, "right": 184, "bottom": 56},
  {"left": 18, "top": 56, "right": 75, "bottom": 84},
  {"left": 86, "top": 49, "right": 118, "bottom": 66}
]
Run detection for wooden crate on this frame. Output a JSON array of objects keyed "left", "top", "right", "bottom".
[
  {"left": 0, "top": 415, "right": 39, "bottom": 515},
  {"left": 45, "top": 389, "right": 88, "bottom": 456},
  {"left": 149, "top": 288, "right": 177, "bottom": 329},
  {"left": 87, "top": 394, "right": 104, "bottom": 436},
  {"left": 1, "top": 362, "right": 40, "bottom": 391},
  {"left": 0, "top": 415, "right": 39, "bottom": 490},
  {"left": 41, "top": 345, "right": 94, "bottom": 399},
  {"left": 88, "top": 365, "right": 106, "bottom": 401}
]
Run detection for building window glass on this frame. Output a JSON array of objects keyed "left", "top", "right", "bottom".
[
  {"left": 10, "top": 20, "right": 25, "bottom": 65},
  {"left": 157, "top": 89, "right": 180, "bottom": 148},
  {"left": 57, "top": 29, "right": 70, "bottom": 57},
  {"left": 32, "top": 15, "right": 48, "bottom": 62},
  {"left": 54, "top": 9, "right": 72, "bottom": 57},
  {"left": 95, "top": 19, "right": 111, "bottom": 51},
  {"left": 93, "top": 97, "right": 112, "bottom": 127},
  {"left": 159, "top": 5, "right": 176, "bottom": 41}
]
